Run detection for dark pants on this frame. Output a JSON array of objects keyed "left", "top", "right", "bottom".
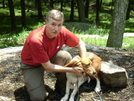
[{"left": 20, "top": 50, "right": 72, "bottom": 101}]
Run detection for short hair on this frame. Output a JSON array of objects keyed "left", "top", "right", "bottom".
[{"left": 46, "top": 9, "right": 64, "bottom": 21}]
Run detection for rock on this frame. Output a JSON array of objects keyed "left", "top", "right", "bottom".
[
  {"left": 0, "top": 96, "right": 14, "bottom": 101},
  {"left": 100, "top": 61, "right": 128, "bottom": 87},
  {"left": 0, "top": 46, "right": 23, "bottom": 55}
]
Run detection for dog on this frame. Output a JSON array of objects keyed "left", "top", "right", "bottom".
[{"left": 60, "top": 52, "right": 102, "bottom": 101}]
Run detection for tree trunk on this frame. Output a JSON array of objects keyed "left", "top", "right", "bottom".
[
  {"left": 126, "top": 0, "right": 131, "bottom": 20},
  {"left": 36, "top": 0, "right": 43, "bottom": 19},
  {"left": 85, "top": 0, "right": 90, "bottom": 18},
  {"left": 106, "top": 0, "right": 129, "bottom": 48},
  {"left": 70, "top": 0, "right": 75, "bottom": 21},
  {"left": 60, "top": 0, "right": 63, "bottom": 11},
  {"left": 2, "top": 0, "right": 5, "bottom": 8},
  {"left": 76, "top": 0, "right": 85, "bottom": 22},
  {"left": 8, "top": 0, "right": 16, "bottom": 32},
  {"left": 50, "top": 0, "right": 54, "bottom": 8},
  {"left": 20, "top": 0, "right": 26, "bottom": 27},
  {"left": 96, "top": 0, "right": 101, "bottom": 25}
]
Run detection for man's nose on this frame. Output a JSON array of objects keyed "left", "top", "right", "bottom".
[{"left": 54, "top": 26, "right": 59, "bottom": 31}]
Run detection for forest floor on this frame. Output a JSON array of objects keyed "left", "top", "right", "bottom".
[{"left": 0, "top": 46, "right": 134, "bottom": 101}]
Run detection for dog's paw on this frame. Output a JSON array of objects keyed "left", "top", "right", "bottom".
[
  {"left": 95, "top": 87, "right": 101, "bottom": 92},
  {"left": 60, "top": 97, "right": 68, "bottom": 101},
  {"left": 69, "top": 98, "right": 75, "bottom": 101},
  {"left": 68, "top": 96, "right": 75, "bottom": 101}
]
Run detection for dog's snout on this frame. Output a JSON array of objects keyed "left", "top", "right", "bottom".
[
  {"left": 90, "top": 71, "right": 96, "bottom": 75},
  {"left": 93, "top": 71, "right": 96, "bottom": 75}
]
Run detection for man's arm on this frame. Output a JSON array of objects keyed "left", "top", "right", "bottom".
[
  {"left": 76, "top": 39, "right": 87, "bottom": 58},
  {"left": 41, "top": 61, "right": 83, "bottom": 75}
]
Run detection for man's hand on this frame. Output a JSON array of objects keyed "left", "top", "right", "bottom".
[{"left": 72, "top": 67, "right": 84, "bottom": 75}]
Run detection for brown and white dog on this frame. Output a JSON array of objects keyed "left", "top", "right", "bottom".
[{"left": 60, "top": 52, "right": 102, "bottom": 101}]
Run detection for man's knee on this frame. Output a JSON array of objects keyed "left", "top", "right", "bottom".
[
  {"left": 51, "top": 50, "right": 72, "bottom": 65},
  {"left": 56, "top": 50, "right": 72, "bottom": 59},
  {"left": 30, "top": 95, "right": 45, "bottom": 101},
  {"left": 28, "top": 86, "right": 47, "bottom": 101},
  {"left": 30, "top": 91, "right": 47, "bottom": 101}
]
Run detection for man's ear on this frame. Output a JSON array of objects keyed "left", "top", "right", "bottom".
[{"left": 45, "top": 20, "right": 48, "bottom": 24}]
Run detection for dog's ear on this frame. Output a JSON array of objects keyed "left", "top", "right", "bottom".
[{"left": 64, "top": 59, "right": 81, "bottom": 67}]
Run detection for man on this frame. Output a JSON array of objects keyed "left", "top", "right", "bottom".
[{"left": 20, "top": 9, "right": 87, "bottom": 101}]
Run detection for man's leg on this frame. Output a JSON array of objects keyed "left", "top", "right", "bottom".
[
  {"left": 21, "top": 63, "right": 47, "bottom": 101},
  {"left": 51, "top": 50, "right": 72, "bottom": 96}
]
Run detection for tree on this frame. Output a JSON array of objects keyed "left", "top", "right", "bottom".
[
  {"left": 76, "top": 0, "right": 85, "bottom": 22},
  {"left": 50, "top": 0, "right": 54, "bottom": 8},
  {"left": 96, "top": 0, "right": 99, "bottom": 24},
  {"left": 85, "top": 0, "right": 90, "bottom": 18},
  {"left": 60, "top": 0, "right": 63, "bottom": 11},
  {"left": 70, "top": 0, "right": 75, "bottom": 21},
  {"left": 96, "top": 0, "right": 102, "bottom": 25},
  {"left": 126, "top": 0, "right": 131, "bottom": 20},
  {"left": 106, "top": 0, "right": 129, "bottom": 48},
  {"left": 36, "top": 0, "right": 43, "bottom": 19},
  {"left": 20, "top": 0, "right": 26, "bottom": 27},
  {"left": 2, "top": 0, "right": 6, "bottom": 8},
  {"left": 8, "top": 0, "right": 16, "bottom": 32}
]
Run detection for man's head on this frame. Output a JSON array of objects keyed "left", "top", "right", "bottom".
[
  {"left": 45, "top": 9, "right": 64, "bottom": 39},
  {"left": 46, "top": 9, "right": 64, "bottom": 22}
]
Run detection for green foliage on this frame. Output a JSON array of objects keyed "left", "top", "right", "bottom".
[
  {"left": 0, "top": 0, "right": 134, "bottom": 49},
  {"left": 80, "top": 37, "right": 107, "bottom": 46},
  {"left": 122, "top": 37, "right": 134, "bottom": 49},
  {"left": 0, "top": 22, "right": 133, "bottom": 49},
  {"left": 0, "top": 35, "right": 19, "bottom": 48},
  {"left": 64, "top": 22, "right": 109, "bottom": 36}
]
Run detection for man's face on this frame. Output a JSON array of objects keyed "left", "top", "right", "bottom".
[{"left": 46, "top": 18, "right": 63, "bottom": 39}]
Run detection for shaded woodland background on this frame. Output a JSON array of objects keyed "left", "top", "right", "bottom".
[{"left": 1, "top": 0, "right": 134, "bottom": 48}]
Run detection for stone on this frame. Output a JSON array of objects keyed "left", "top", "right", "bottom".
[{"left": 100, "top": 61, "right": 128, "bottom": 87}]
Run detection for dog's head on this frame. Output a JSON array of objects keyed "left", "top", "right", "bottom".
[
  {"left": 64, "top": 56, "right": 97, "bottom": 78},
  {"left": 64, "top": 56, "right": 82, "bottom": 67},
  {"left": 80, "top": 58, "right": 97, "bottom": 78}
]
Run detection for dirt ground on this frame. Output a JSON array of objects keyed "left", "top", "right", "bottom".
[{"left": 0, "top": 46, "right": 134, "bottom": 101}]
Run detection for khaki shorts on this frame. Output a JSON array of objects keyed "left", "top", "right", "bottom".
[{"left": 20, "top": 50, "right": 72, "bottom": 101}]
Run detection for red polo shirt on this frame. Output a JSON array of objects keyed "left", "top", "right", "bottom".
[{"left": 21, "top": 25, "right": 80, "bottom": 66}]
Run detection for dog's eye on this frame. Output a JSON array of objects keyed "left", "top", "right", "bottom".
[{"left": 84, "top": 64, "right": 90, "bottom": 67}]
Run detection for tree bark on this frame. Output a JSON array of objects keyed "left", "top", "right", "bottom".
[
  {"left": 50, "top": 0, "right": 54, "bottom": 8},
  {"left": 106, "top": 0, "right": 129, "bottom": 48},
  {"left": 76, "top": 0, "right": 85, "bottom": 22},
  {"left": 85, "top": 0, "right": 90, "bottom": 18},
  {"left": 36, "top": 0, "right": 43, "bottom": 19},
  {"left": 126, "top": 0, "right": 131, "bottom": 20},
  {"left": 2, "top": 0, "right": 5, "bottom": 8},
  {"left": 8, "top": 0, "right": 16, "bottom": 32},
  {"left": 60, "top": 0, "right": 63, "bottom": 11},
  {"left": 70, "top": 0, "right": 75, "bottom": 21},
  {"left": 20, "top": 0, "right": 26, "bottom": 27},
  {"left": 96, "top": 0, "right": 100, "bottom": 25}
]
